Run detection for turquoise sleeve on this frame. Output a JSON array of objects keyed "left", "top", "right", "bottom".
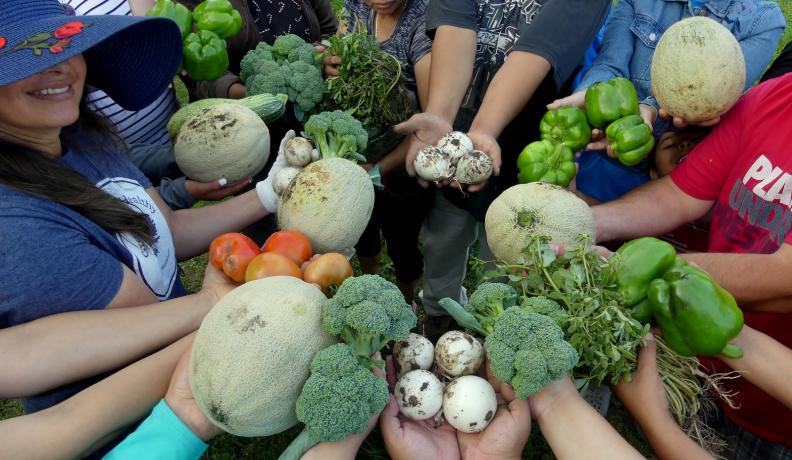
[{"left": 103, "top": 400, "right": 209, "bottom": 460}]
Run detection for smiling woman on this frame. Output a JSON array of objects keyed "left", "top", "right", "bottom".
[{"left": 0, "top": 0, "right": 288, "bottom": 457}]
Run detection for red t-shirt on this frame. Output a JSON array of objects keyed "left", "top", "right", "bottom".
[{"left": 670, "top": 74, "right": 792, "bottom": 447}]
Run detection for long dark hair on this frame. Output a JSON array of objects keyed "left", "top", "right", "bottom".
[{"left": 0, "top": 100, "right": 155, "bottom": 245}]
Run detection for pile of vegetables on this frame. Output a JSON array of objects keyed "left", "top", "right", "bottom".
[
  {"left": 470, "top": 233, "right": 739, "bottom": 453},
  {"left": 279, "top": 275, "right": 417, "bottom": 460},
  {"left": 147, "top": 0, "right": 242, "bottom": 81},
  {"left": 240, "top": 34, "right": 325, "bottom": 120},
  {"left": 413, "top": 131, "right": 494, "bottom": 186},
  {"left": 320, "top": 26, "right": 414, "bottom": 134},
  {"left": 208, "top": 230, "right": 353, "bottom": 293}
]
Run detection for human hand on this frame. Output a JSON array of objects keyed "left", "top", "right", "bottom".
[
  {"left": 546, "top": 90, "right": 586, "bottom": 110},
  {"left": 256, "top": 130, "right": 296, "bottom": 213},
  {"left": 199, "top": 263, "right": 237, "bottom": 307},
  {"left": 227, "top": 82, "right": 247, "bottom": 99},
  {"left": 380, "top": 395, "right": 461, "bottom": 460},
  {"left": 323, "top": 53, "right": 341, "bottom": 77},
  {"left": 165, "top": 345, "right": 223, "bottom": 441},
  {"left": 612, "top": 333, "right": 670, "bottom": 426},
  {"left": 465, "top": 131, "right": 501, "bottom": 192},
  {"left": 658, "top": 108, "right": 720, "bottom": 129},
  {"left": 184, "top": 177, "right": 251, "bottom": 201},
  {"left": 527, "top": 375, "right": 580, "bottom": 423},
  {"left": 394, "top": 112, "right": 452, "bottom": 179},
  {"left": 457, "top": 364, "right": 531, "bottom": 460}
]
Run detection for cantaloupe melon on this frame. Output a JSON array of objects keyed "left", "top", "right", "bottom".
[
  {"left": 175, "top": 103, "right": 271, "bottom": 184},
  {"left": 278, "top": 158, "right": 374, "bottom": 254},
  {"left": 189, "top": 276, "right": 336, "bottom": 437},
  {"left": 485, "top": 182, "right": 595, "bottom": 264},
  {"left": 651, "top": 17, "right": 745, "bottom": 122}
]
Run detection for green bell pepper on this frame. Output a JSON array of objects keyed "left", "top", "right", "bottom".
[
  {"left": 584, "top": 77, "right": 640, "bottom": 129},
  {"left": 183, "top": 30, "right": 229, "bottom": 81},
  {"left": 146, "top": 0, "right": 193, "bottom": 40},
  {"left": 193, "top": 0, "right": 243, "bottom": 39},
  {"left": 539, "top": 107, "right": 591, "bottom": 152},
  {"left": 605, "top": 115, "right": 655, "bottom": 166},
  {"left": 648, "top": 265, "right": 744, "bottom": 358},
  {"left": 611, "top": 237, "right": 678, "bottom": 309},
  {"left": 517, "top": 140, "right": 577, "bottom": 187}
]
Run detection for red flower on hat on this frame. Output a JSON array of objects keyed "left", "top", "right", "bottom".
[
  {"left": 0, "top": 37, "right": 6, "bottom": 49},
  {"left": 54, "top": 21, "right": 84, "bottom": 39}
]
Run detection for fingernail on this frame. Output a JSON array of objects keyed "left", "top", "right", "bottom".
[
  {"left": 218, "top": 178, "right": 228, "bottom": 187},
  {"left": 644, "top": 333, "right": 655, "bottom": 342}
]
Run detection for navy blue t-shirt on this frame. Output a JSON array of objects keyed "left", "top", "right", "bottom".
[{"left": 0, "top": 131, "right": 185, "bottom": 412}]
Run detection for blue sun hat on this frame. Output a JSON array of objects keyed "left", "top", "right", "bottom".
[{"left": 0, "top": 0, "right": 183, "bottom": 111}]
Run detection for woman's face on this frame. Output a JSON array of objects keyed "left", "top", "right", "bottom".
[
  {"left": 366, "top": 0, "right": 403, "bottom": 15},
  {"left": 0, "top": 55, "right": 86, "bottom": 136}
]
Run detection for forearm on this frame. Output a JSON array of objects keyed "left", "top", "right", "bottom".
[
  {"left": 377, "top": 138, "right": 409, "bottom": 176},
  {"left": 682, "top": 251, "right": 792, "bottom": 307},
  {"left": 631, "top": 411, "right": 712, "bottom": 460},
  {"left": 469, "top": 51, "right": 551, "bottom": 138},
  {"left": 424, "top": 25, "right": 476, "bottom": 122},
  {"left": 0, "top": 334, "right": 193, "bottom": 460},
  {"left": 538, "top": 395, "right": 642, "bottom": 459},
  {"left": 720, "top": 326, "right": 792, "bottom": 409},
  {"left": 593, "top": 178, "right": 709, "bottom": 243},
  {"left": 0, "top": 294, "right": 211, "bottom": 398},
  {"left": 171, "top": 190, "right": 268, "bottom": 259}
]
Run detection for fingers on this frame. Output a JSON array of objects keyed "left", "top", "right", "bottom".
[
  {"left": 394, "top": 116, "right": 421, "bottom": 136},
  {"left": 385, "top": 355, "right": 397, "bottom": 389},
  {"left": 379, "top": 395, "right": 404, "bottom": 433},
  {"left": 586, "top": 139, "right": 609, "bottom": 151},
  {"left": 636, "top": 333, "right": 658, "bottom": 375},
  {"left": 546, "top": 91, "right": 585, "bottom": 110}
]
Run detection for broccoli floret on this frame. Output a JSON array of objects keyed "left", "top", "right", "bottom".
[
  {"left": 287, "top": 61, "right": 324, "bottom": 113},
  {"left": 272, "top": 34, "right": 310, "bottom": 63},
  {"left": 281, "top": 343, "right": 389, "bottom": 460},
  {"left": 486, "top": 308, "right": 578, "bottom": 399},
  {"left": 437, "top": 282, "right": 518, "bottom": 337},
  {"left": 239, "top": 42, "right": 274, "bottom": 83},
  {"left": 245, "top": 62, "right": 288, "bottom": 97},
  {"left": 323, "top": 275, "right": 417, "bottom": 367},
  {"left": 520, "top": 296, "right": 568, "bottom": 325},
  {"left": 304, "top": 110, "right": 369, "bottom": 162}
]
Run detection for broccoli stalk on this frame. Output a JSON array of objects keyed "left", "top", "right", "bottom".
[{"left": 438, "top": 282, "right": 518, "bottom": 337}]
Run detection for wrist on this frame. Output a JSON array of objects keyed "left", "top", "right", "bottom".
[{"left": 163, "top": 398, "right": 220, "bottom": 442}]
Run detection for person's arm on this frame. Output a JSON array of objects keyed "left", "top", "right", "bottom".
[
  {"left": 0, "top": 334, "right": 193, "bottom": 460},
  {"left": 423, "top": 26, "right": 476, "bottom": 124},
  {"left": 592, "top": 176, "right": 714, "bottom": 243},
  {"left": 575, "top": 0, "right": 634, "bottom": 91},
  {"left": 308, "top": 0, "right": 339, "bottom": 40},
  {"left": 612, "top": 334, "right": 713, "bottom": 460},
  {"left": 719, "top": 325, "right": 792, "bottom": 409},
  {"left": 530, "top": 376, "right": 643, "bottom": 460},
  {"left": 0, "top": 265, "right": 232, "bottom": 398}
]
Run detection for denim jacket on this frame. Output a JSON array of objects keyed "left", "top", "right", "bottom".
[{"left": 577, "top": 0, "right": 786, "bottom": 121}]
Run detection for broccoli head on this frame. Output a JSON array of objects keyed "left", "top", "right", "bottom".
[
  {"left": 323, "top": 275, "right": 417, "bottom": 366},
  {"left": 245, "top": 61, "right": 288, "bottom": 97},
  {"left": 286, "top": 61, "right": 324, "bottom": 113},
  {"left": 304, "top": 110, "right": 368, "bottom": 162},
  {"left": 520, "top": 296, "right": 568, "bottom": 325},
  {"left": 296, "top": 343, "right": 389, "bottom": 442},
  {"left": 280, "top": 343, "right": 390, "bottom": 460},
  {"left": 437, "top": 282, "right": 518, "bottom": 337},
  {"left": 239, "top": 42, "right": 274, "bottom": 83},
  {"left": 486, "top": 308, "right": 578, "bottom": 399}
]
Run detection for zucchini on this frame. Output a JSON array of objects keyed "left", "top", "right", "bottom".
[{"left": 167, "top": 93, "right": 288, "bottom": 138}]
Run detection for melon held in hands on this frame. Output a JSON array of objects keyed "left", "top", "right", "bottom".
[
  {"left": 175, "top": 103, "right": 271, "bottom": 184},
  {"left": 485, "top": 182, "right": 595, "bottom": 264},
  {"left": 189, "top": 276, "right": 336, "bottom": 437},
  {"left": 278, "top": 158, "right": 375, "bottom": 254},
  {"left": 651, "top": 17, "right": 745, "bottom": 122}
]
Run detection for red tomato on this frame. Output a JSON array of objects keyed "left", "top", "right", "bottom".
[
  {"left": 261, "top": 230, "right": 313, "bottom": 265},
  {"left": 245, "top": 252, "right": 303, "bottom": 282},
  {"left": 302, "top": 253, "right": 354, "bottom": 294},
  {"left": 209, "top": 233, "right": 261, "bottom": 283}
]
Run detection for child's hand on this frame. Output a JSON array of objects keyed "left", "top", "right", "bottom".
[
  {"left": 658, "top": 108, "right": 720, "bottom": 129},
  {"left": 612, "top": 333, "right": 670, "bottom": 425},
  {"left": 547, "top": 91, "right": 586, "bottom": 110}
]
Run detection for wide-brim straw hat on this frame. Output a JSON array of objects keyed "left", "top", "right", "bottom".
[{"left": 0, "top": 0, "right": 183, "bottom": 110}]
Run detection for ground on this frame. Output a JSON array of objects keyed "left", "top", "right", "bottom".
[{"left": 1, "top": 2, "right": 791, "bottom": 458}]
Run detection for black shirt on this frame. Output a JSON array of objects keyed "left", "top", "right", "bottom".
[{"left": 247, "top": 0, "right": 312, "bottom": 43}]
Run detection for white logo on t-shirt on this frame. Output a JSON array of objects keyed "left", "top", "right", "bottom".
[{"left": 97, "top": 177, "right": 177, "bottom": 299}]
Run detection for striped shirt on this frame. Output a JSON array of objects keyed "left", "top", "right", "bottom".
[{"left": 62, "top": 0, "right": 179, "bottom": 146}]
